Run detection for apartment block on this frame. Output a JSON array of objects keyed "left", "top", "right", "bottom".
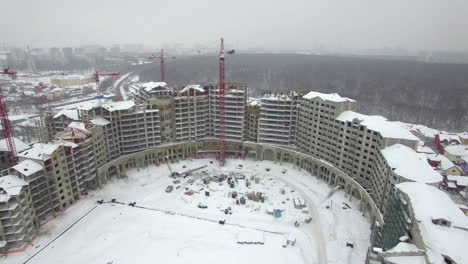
[
  {"left": 5, "top": 160, "right": 54, "bottom": 223},
  {"left": 208, "top": 83, "right": 247, "bottom": 141},
  {"left": 174, "top": 85, "right": 209, "bottom": 141},
  {"left": 258, "top": 92, "right": 302, "bottom": 146},
  {"left": 17, "top": 143, "right": 77, "bottom": 212},
  {"left": 0, "top": 175, "right": 38, "bottom": 251},
  {"left": 244, "top": 99, "right": 260, "bottom": 142}
]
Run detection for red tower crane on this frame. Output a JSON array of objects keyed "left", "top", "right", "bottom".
[
  {"left": 149, "top": 49, "right": 176, "bottom": 82},
  {"left": 218, "top": 38, "right": 235, "bottom": 166},
  {"left": 0, "top": 68, "right": 19, "bottom": 164},
  {"left": 93, "top": 71, "right": 120, "bottom": 99}
]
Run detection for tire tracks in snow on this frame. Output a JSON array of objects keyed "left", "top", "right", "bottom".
[{"left": 273, "top": 175, "right": 328, "bottom": 264}]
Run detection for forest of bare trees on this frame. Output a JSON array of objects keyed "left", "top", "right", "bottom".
[{"left": 138, "top": 54, "right": 468, "bottom": 131}]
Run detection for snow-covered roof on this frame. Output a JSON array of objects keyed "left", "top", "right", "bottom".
[
  {"left": 18, "top": 143, "right": 61, "bottom": 161},
  {"left": 54, "top": 140, "right": 79, "bottom": 149},
  {"left": 458, "top": 132, "right": 468, "bottom": 140},
  {"left": 396, "top": 182, "right": 468, "bottom": 264},
  {"left": 302, "top": 91, "right": 355, "bottom": 102},
  {"left": 410, "top": 124, "right": 441, "bottom": 139},
  {"left": 416, "top": 143, "right": 435, "bottom": 154},
  {"left": 90, "top": 116, "right": 111, "bottom": 126},
  {"left": 382, "top": 144, "right": 442, "bottom": 184},
  {"left": 447, "top": 175, "right": 468, "bottom": 187},
  {"left": 68, "top": 122, "right": 89, "bottom": 132},
  {"left": 336, "top": 111, "right": 419, "bottom": 141},
  {"left": 180, "top": 84, "right": 204, "bottom": 93},
  {"left": 139, "top": 81, "right": 167, "bottom": 92},
  {"left": 0, "top": 175, "right": 27, "bottom": 196},
  {"left": 438, "top": 134, "right": 460, "bottom": 143},
  {"left": 262, "top": 94, "right": 294, "bottom": 101},
  {"left": 101, "top": 100, "right": 135, "bottom": 112},
  {"left": 425, "top": 154, "right": 457, "bottom": 171},
  {"left": 387, "top": 242, "right": 422, "bottom": 254},
  {"left": 248, "top": 98, "right": 261, "bottom": 107},
  {"left": 444, "top": 145, "right": 468, "bottom": 157},
  {"left": 0, "top": 137, "right": 30, "bottom": 152},
  {"left": 73, "top": 99, "right": 101, "bottom": 111},
  {"left": 12, "top": 160, "right": 43, "bottom": 176},
  {"left": 53, "top": 109, "right": 80, "bottom": 120}
]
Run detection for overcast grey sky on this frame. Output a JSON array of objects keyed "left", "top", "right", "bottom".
[{"left": 1, "top": 0, "right": 468, "bottom": 51}]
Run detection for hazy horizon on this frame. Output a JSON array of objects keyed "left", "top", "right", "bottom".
[{"left": 1, "top": 0, "right": 468, "bottom": 52}]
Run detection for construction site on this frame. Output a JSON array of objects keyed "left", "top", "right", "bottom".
[{"left": 0, "top": 39, "right": 467, "bottom": 264}]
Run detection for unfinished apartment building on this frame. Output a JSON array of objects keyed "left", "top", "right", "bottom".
[
  {"left": 0, "top": 175, "right": 38, "bottom": 251},
  {"left": 244, "top": 99, "right": 260, "bottom": 142},
  {"left": 174, "top": 85, "right": 209, "bottom": 141},
  {"left": 208, "top": 83, "right": 247, "bottom": 141},
  {"left": 133, "top": 82, "right": 248, "bottom": 142},
  {"left": 2, "top": 160, "right": 54, "bottom": 224},
  {"left": 295, "top": 91, "right": 420, "bottom": 210},
  {"left": 258, "top": 92, "right": 302, "bottom": 146},
  {"left": 52, "top": 100, "right": 162, "bottom": 159},
  {"left": 17, "top": 143, "right": 78, "bottom": 213},
  {"left": 53, "top": 122, "right": 109, "bottom": 190},
  {"left": 133, "top": 82, "right": 176, "bottom": 143}
]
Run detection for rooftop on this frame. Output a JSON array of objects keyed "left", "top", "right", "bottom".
[
  {"left": 68, "top": 122, "right": 89, "bottom": 133},
  {"left": 101, "top": 100, "right": 135, "bottom": 112},
  {"left": 444, "top": 145, "right": 468, "bottom": 157},
  {"left": 438, "top": 133, "right": 460, "bottom": 143},
  {"left": 53, "top": 109, "right": 80, "bottom": 120},
  {"left": 0, "top": 175, "right": 28, "bottom": 197},
  {"left": 382, "top": 144, "right": 442, "bottom": 184},
  {"left": 302, "top": 91, "right": 355, "bottom": 102},
  {"left": 90, "top": 116, "right": 111, "bottom": 126},
  {"left": 425, "top": 154, "right": 457, "bottom": 171},
  {"left": 18, "top": 143, "right": 61, "bottom": 161},
  {"left": 336, "top": 111, "right": 419, "bottom": 141},
  {"left": 139, "top": 81, "right": 167, "bottom": 92},
  {"left": 447, "top": 175, "right": 468, "bottom": 187},
  {"left": 0, "top": 137, "right": 30, "bottom": 153},
  {"left": 12, "top": 160, "right": 43, "bottom": 177},
  {"left": 397, "top": 182, "right": 468, "bottom": 264},
  {"left": 180, "top": 84, "right": 204, "bottom": 93}
]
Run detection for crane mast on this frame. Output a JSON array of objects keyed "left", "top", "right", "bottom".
[
  {"left": 219, "top": 38, "right": 226, "bottom": 166},
  {"left": 0, "top": 69, "right": 18, "bottom": 164},
  {"left": 149, "top": 49, "right": 166, "bottom": 82},
  {"left": 93, "top": 71, "right": 120, "bottom": 100}
]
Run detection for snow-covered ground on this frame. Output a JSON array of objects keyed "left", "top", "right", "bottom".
[{"left": 2, "top": 159, "right": 371, "bottom": 264}]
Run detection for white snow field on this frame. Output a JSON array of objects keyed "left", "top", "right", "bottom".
[{"left": 2, "top": 159, "right": 371, "bottom": 264}]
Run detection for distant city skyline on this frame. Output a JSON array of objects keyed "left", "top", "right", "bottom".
[{"left": 1, "top": 0, "right": 468, "bottom": 53}]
